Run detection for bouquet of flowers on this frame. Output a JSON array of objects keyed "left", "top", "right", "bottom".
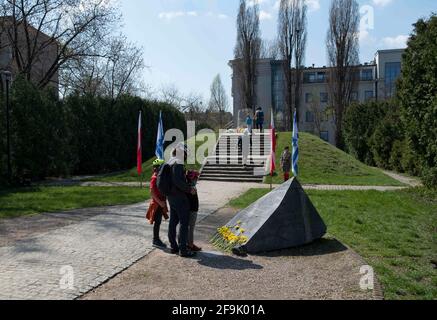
[
  {"left": 210, "top": 220, "right": 249, "bottom": 253},
  {"left": 186, "top": 170, "right": 200, "bottom": 187}
]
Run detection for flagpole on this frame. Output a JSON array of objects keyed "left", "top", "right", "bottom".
[{"left": 137, "top": 110, "right": 142, "bottom": 189}]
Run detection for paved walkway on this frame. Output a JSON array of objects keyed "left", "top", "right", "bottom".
[
  {"left": 0, "top": 177, "right": 407, "bottom": 300},
  {"left": 82, "top": 207, "right": 380, "bottom": 300},
  {"left": 382, "top": 170, "right": 422, "bottom": 187},
  {"left": 0, "top": 181, "right": 262, "bottom": 300}
]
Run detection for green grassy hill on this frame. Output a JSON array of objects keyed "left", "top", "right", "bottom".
[
  {"left": 271, "top": 132, "right": 403, "bottom": 186},
  {"left": 90, "top": 131, "right": 402, "bottom": 186}
]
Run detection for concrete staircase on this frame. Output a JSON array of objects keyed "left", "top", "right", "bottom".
[{"left": 200, "top": 132, "right": 271, "bottom": 183}]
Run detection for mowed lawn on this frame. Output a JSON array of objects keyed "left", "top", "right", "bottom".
[
  {"left": 0, "top": 186, "right": 150, "bottom": 219},
  {"left": 270, "top": 132, "right": 403, "bottom": 186},
  {"left": 229, "top": 188, "right": 437, "bottom": 300}
]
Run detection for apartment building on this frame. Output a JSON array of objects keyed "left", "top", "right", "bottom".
[{"left": 230, "top": 49, "right": 405, "bottom": 146}]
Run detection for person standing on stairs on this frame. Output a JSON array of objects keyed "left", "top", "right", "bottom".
[
  {"left": 255, "top": 107, "right": 265, "bottom": 132},
  {"left": 246, "top": 114, "right": 253, "bottom": 133},
  {"left": 241, "top": 127, "right": 251, "bottom": 167}
]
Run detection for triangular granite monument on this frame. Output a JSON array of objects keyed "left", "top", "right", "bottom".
[{"left": 229, "top": 178, "right": 327, "bottom": 254}]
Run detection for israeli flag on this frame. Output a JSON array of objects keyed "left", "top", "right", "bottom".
[
  {"left": 155, "top": 111, "right": 165, "bottom": 160},
  {"left": 292, "top": 111, "right": 299, "bottom": 177}
]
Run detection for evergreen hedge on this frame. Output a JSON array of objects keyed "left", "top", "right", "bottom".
[{"left": 0, "top": 78, "right": 185, "bottom": 185}]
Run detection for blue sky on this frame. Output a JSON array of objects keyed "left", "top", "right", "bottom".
[{"left": 119, "top": 0, "right": 436, "bottom": 104}]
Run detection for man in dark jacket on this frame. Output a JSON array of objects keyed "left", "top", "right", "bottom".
[{"left": 167, "top": 144, "right": 197, "bottom": 258}]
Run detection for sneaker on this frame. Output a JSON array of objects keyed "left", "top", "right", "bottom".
[
  {"left": 170, "top": 248, "right": 179, "bottom": 255},
  {"left": 153, "top": 239, "right": 167, "bottom": 249},
  {"left": 179, "top": 250, "right": 197, "bottom": 258},
  {"left": 188, "top": 244, "right": 202, "bottom": 252}
]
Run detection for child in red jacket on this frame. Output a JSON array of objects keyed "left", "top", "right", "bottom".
[{"left": 146, "top": 159, "right": 169, "bottom": 248}]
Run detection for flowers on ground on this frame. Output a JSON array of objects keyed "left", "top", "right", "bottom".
[{"left": 210, "top": 222, "right": 249, "bottom": 252}]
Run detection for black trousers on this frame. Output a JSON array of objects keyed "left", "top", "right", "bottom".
[
  {"left": 153, "top": 206, "right": 163, "bottom": 241},
  {"left": 168, "top": 194, "right": 190, "bottom": 253}
]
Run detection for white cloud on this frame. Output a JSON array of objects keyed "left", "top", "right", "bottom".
[
  {"left": 359, "top": 29, "right": 377, "bottom": 46},
  {"left": 158, "top": 11, "right": 198, "bottom": 20},
  {"left": 372, "top": 0, "right": 394, "bottom": 7},
  {"left": 273, "top": 0, "right": 321, "bottom": 12},
  {"left": 306, "top": 0, "right": 321, "bottom": 12},
  {"left": 248, "top": 0, "right": 269, "bottom": 7},
  {"left": 205, "top": 11, "right": 228, "bottom": 19},
  {"left": 381, "top": 35, "right": 408, "bottom": 48},
  {"left": 259, "top": 10, "right": 273, "bottom": 20}
]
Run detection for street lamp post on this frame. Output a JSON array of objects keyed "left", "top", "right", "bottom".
[{"left": 1, "top": 71, "right": 12, "bottom": 184}]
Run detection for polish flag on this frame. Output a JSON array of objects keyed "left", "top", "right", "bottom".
[
  {"left": 137, "top": 111, "right": 142, "bottom": 176},
  {"left": 270, "top": 109, "right": 276, "bottom": 176}
]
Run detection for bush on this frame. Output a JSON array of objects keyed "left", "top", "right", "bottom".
[
  {"left": 398, "top": 14, "right": 437, "bottom": 188},
  {"left": 370, "top": 107, "right": 403, "bottom": 169},
  {"left": 422, "top": 167, "right": 437, "bottom": 190},
  {"left": 389, "top": 140, "right": 404, "bottom": 173},
  {"left": 0, "top": 79, "right": 186, "bottom": 185},
  {"left": 400, "top": 139, "right": 422, "bottom": 177},
  {"left": 343, "top": 100, "right": 391, "bottom": 166}
]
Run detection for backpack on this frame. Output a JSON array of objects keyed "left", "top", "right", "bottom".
[{"left": 157, "top": 163, "right": 172, "bottom": 196}]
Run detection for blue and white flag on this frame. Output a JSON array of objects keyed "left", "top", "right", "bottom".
[
  {"left": 155, "top": 111, "right": 164, "bottom": 160},
  {"left": 292, "top": 111, "right": 299, "bottom": 177}
]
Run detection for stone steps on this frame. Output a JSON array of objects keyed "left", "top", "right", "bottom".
[
  {"left": 199, "top": 176, "right": 264, "bottom": 183},
  {"left": 199, "top": 133, "right": 271, "bottom": 183}
]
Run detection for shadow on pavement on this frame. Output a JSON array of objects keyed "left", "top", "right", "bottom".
[
  {"left": 196, "top": 251, "right": 264, "bottom": 270},
  {"left": 256, "top": 238, "right": 348, "bottom": 258}
]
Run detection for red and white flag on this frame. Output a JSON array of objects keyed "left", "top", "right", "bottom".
[
  {"left": 137, "top": 111, "right": 142, "bottom": 176},
  {"left": 270, "top": 109, "right": 276, "bottom": 176}
]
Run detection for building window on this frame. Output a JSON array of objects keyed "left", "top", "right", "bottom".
[
  {"left": 385, "top": 62, "right": 401, "bottom": 98},
  {"left": 320, "top": 131, "right": 329, "bottom": 142},
  {"left": 361, "top": 69, "right": 373, "bottom": 81},
  {"left": 306, "top": 111, "right": 315, "bottom": 123},
  {"left": 304, "top": 72, "right": 326, "bottom": 83},
  {"left": 305, "top": 93, "right": 313, "bottom": 103},
  {"left": 317, "top": 72, "right": 326, "bottom": 82},
  {"left": 320, "top": 92, "right": 328, "bottom": 103},
  {"left": 304, "top": 72, "right": 315, "bottom": 83},
  {"left": 351, "top": 91, "right": 358, "bottom": 101},
  {"left": 365, "top": 90, "right": 374, "bottom": 101}
]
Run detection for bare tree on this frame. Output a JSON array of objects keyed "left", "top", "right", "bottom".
[
  {"left": 208, "top": 74, "right": 229, "bottom": 128},
  {"left": 0, "top": 0, "right": 120, "bottom": 90},
  {"left": 308, "top": 91, "right": 323, "bottom": 136},
  {"left": 102, "top": 35, "right": 144, "bottom": 100},
  {"left": 293, "top": 1, "right": 307, "bottom": 123},
  {"left": 159, "top": 83, "right": 183, "bottom": 109},
  {"left": 234, "top": 0, "right": 261, "bottom": 112},
  {"left": 183, "top": 92, "right": 205, "bottom": 122},
  {"left": 60, "top": 35, "right": 144, "bottom": 99},
  {"left": 278, "top": 0, "right": 307, "bottom": 130},
  {"left": 326, "top": 0, "right": 360, "bottom": 148},
  {"left": 260, "top": 39, "right": 279, "bottom": 59}
]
